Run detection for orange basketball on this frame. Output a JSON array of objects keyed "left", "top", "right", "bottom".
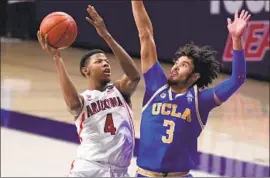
[{"left": 39, "top": 12, "right": 77, "bottom": 49}]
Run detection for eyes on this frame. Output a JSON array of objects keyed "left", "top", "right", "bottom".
[
  {"left": 181, "top": 63, "right": 189, "bottom": 68},
  {"left": 174, "top": 62, "right": 189, "bottom": 68},
  {"left": 94, "top": 59, "right": 109, "bottom": 64}
]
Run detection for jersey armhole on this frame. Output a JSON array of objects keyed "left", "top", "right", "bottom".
[
  {"left": 74, "top": 95, "right": 86, "bottom": 120},
  {"left": 142, "top": 84, "right": 168, "bottom": 112},
  {"left": 194, "top": 85, "right": 205, "bottom": 131},
  {"left": 120, "top": 91, "right": 131, "bottom": 107}
]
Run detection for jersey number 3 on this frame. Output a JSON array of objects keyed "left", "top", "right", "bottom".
[
  {"left": 104, "top": 113, "right": 116, "bottom": 135},
  {"left": 162, "top": 120, "right": 175, "bottom": 144}
]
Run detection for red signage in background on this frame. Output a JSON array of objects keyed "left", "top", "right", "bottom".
[{"left": 223, "top": 21, "right": 269, "bottom": 61}]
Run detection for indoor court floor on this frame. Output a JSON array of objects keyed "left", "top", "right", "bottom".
[{"left": 1, "top": 39, "right": 269, "bottom": 177}]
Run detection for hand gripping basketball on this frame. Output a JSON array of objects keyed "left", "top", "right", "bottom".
[{"left": 37, "top": 31, "right": 60, "bottom": 59}]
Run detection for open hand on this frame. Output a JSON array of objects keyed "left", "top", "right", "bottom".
[
  {"left": 37, "top": 31, "right": 60, "bottom": 58},
  {"left": 227, "top": 10, "right": 251, "bottom": 40},
  {"left": 86, "top": 5, "right": 110, "bottom": 39}
]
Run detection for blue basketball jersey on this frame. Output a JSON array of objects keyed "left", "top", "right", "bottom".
[{"left": 137, "top": 62, "right": 206, "bottom": 173}]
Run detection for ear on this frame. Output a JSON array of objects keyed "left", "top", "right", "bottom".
[
  {"left": 82, "top": 67, "right": 91, "bottom": 77},
  {"left": 193, "top": 73, "right": 200, "bottom": 81}
]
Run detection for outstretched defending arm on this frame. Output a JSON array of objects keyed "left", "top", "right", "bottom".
[
  {"left": 86, "top": 5, "right": 140, "bottom": 98},
  {"left": 131, "top": 0, "right": 158, "bottom": 73},
  {"left": 131, "top": 1, "right": 168, "bottom": 105},
  {"left": 37, "top": 32, "right": 83, "bottom": 117},
  {"left": 213, "top": 10, "right": 250, "bottom": 105},
  {"left": 199, "top": 10, "right": 251, "bottom": 113}
]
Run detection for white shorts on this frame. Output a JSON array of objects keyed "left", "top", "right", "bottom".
[{"left": 67, "top": 159, "right": 129, "bottom": 177}]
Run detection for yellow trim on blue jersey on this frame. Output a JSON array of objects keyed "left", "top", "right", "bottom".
[
  {"left": 168, "top": 87, "right": 186, "bottom": 100},
  {"left": 168, "top": 87, "right": 173, "bottom": 101},
  {"left": 142, "top": 84, "right": 169, "bottom": 112},
  {"left": 136, "top": 167, "right": 190, "bottom": 177},
  {"left": 194, "top": 85, "right": 204, "bottom": 130}
]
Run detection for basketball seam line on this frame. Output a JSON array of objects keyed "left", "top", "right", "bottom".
[
  {"left": 41, "top": 14, "right": 69, "bottom": 27},
  {"left": 45, "top": 18, "right": 69, "bottom": 45},
  {"left": 54, "top": 19, "right": 72, "bottom": 48}
]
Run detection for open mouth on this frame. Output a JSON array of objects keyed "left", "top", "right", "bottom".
[{"left": 103, "top": 68, "right": 111, "bottom": 75}]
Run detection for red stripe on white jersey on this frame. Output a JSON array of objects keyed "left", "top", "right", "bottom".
[
  {"left": 70, "top": 160, "right": 75, "bottom": 171},
  {"left": 78, "top": 112, "right": 86, "bottom": 142}
]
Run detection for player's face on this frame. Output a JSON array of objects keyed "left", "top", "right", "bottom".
[
  {"left": 87, "top": 53, "right": 111, "bottom": 83},
  {"left": 168, "top": 56, "right": 195, "bottom": 85}
]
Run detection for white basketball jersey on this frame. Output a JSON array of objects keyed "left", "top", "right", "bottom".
[{"left": 74, "top": 84, "right": 135, "bottom": 168}]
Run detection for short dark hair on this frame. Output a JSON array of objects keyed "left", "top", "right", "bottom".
[
  {"left": 80, "top": 49, "right": 105, "bottom": 77},
  {"left": 174, "top": 43, "right": 221, "bottom": 89}
]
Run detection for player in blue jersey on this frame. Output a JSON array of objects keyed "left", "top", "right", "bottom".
[{"left": 131, "top": 1, "right": 251, "bottom": 177}]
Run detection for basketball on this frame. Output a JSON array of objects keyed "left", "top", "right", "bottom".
[{"left": 39, "top": 12, "right": 77, "bottom": 49}]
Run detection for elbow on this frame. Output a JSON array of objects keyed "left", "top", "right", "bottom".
[
  {"left": 237, "top": 72, "right": 246, "bottom": 86},
  {"left": 69, "top": 102, "right": 81, "bottom": 111},
  {"left": 131, "top": 75, "right": 141, "bottom": 84},
  {"left": 68, "top": 102, "right": 82, "bottom": 116},
  {"left": 67, "top": 99, "right": 82, "bottom": 112},
  {"left": 138, "top": 29, "right": 153, "bottom": 40}
]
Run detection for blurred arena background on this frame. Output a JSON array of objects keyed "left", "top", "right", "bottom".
[{"left": 1, "top": 0, "right": 269, "bottom": 177}]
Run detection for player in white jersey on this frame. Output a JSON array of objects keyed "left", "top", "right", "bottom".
[{"left": 37, "top": 5, "right": 140, "bottom": 177}]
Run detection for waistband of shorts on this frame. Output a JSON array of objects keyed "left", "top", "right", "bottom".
[
  {"left": 137, "top": 167, "right": 190, "bottom": 177},
  {"left": 83, "top": 159, "right": 128, "bottom": 171}
]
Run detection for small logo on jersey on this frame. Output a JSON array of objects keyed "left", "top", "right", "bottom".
[
  {"left": 107, "top": 88, "right": 114, "bottom": 94},
  {"left": 105, "top": 83, "right": 114, "bottom": 94},
  {"left": 186, "top": 91, "right": 193, "bottom": 104},
  {"left": 86, "top": 95, "right": 92, "bottom": 101},
  {"left": 160, "top": 93, "right": 166, "bottom": 98}
]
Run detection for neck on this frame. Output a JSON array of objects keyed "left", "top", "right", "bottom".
[
  {"left": 170, "top": 84, "right": 190, "bottom": 94},
  {"left": 88, "top": 78, "right": 107, "bottom": 91}
]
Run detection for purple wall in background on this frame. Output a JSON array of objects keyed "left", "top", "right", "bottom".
[{"left": 35, "top": 1, "right": 269, "bottom": 81}]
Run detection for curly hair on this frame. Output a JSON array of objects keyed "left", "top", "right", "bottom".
[{"left": 174, "top": 43, "right": 221, "bottom": 89}]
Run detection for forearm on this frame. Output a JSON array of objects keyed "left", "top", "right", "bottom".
[
  {"left": 215, "top": 49, "right": 246, "bottom": 102},
  {"left": 131, "top": 0, "right": 158, "bottom": 73},
  {"left": 132, "top": 0, "right": 153, "bottom": 34},
  {"left": 232, "top": 37, "right": 243, "bottom": 50},
  {"left": 103, "top": 35, "right": 140, "bottom": 81},
  {"left": 54, "top": 56, "right": 81, "bottom": 110}
]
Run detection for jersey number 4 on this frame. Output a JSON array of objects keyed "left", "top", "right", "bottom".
[{"left": 104, "top": 113, "right": 116, "bottom": 135}]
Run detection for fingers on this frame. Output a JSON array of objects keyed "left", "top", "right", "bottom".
[
  {"left": 239, "top": 9, "right": 245, "bottom": 19},
  {"left": 37, "top": 31, "right": 45, "bottom": 49},
  {"left": 245, "top": 14, "right": 251, "bottom": 22},
  {"left": 87, "top": 5, "right": 98, "bottom": 19},
  {"left": 92, "top": 6, "right": 102, "bottom": 18},
  {"left": 234, "top": 10, "right": 239, "bottom": 20},
  {"left": 242, "top": 10, "right": 251, "bottom": 22},
  {"left": 85, "top": 16, "right": 94, "bottom": 25},
  {"left": 234, "top": 9, "right": 251, "bottom": 21},
  {"left": 44, "top": 34, "right": 49, "bottom": 50},
  {"left": 227, "top": 18, "right": 232, "bottom": 26},
  {"left": 243, "top": 10, "right": 248, "bottom": 19}
]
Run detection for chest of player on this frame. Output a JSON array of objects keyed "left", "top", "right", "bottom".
[
  {"left": 84, "top": 89, "right": 127, "bottom": 118},
  {"left": 149, "top": 90, "right": 197, "bottom": 124},
  {"left": 76, "top": 88, "right": 133, "bottom": 137}
]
